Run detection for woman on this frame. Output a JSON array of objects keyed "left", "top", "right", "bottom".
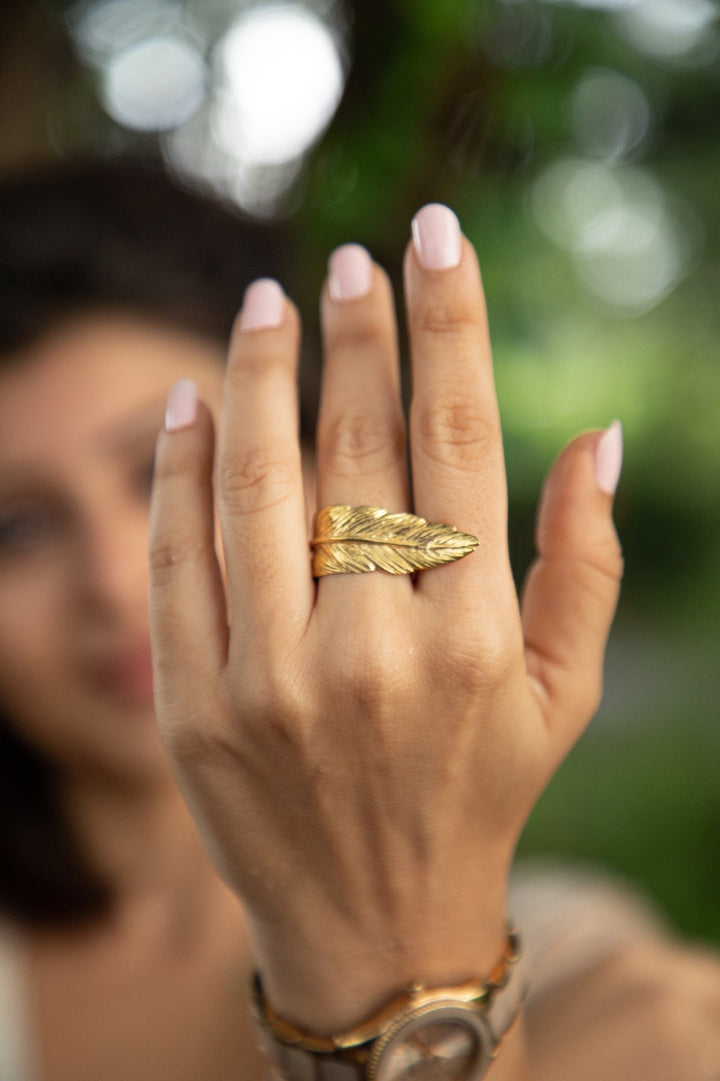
[{"left": 0, "top": 160, "right": 717, "bottom": 1081}]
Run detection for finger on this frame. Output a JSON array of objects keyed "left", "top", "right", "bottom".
[
  {"left": 317, "top": 244, "right": 408, "bottom": 511},
  {"left": 149, "top": 380, "right": 228, "bottom": 709},
  {"left": 404, "top": 205, "right": 514, "bottom": 613},
  {"left": 218, "top": 279, "right": 313, "bottom": 650},
  {"left": 315, "top": 244, "right": 411, "bottom": 599},
  {"left": 521, "top": 423, "right": 624, "bottom": 754}
]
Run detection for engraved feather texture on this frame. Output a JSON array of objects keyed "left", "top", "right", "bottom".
[{"left": 311, "top": 505, "right": 479, "bottom": 577}]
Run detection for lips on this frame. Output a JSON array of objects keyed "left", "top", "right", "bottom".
[{"left": 86, "top": 642, "right": 156, "bottom": 705}]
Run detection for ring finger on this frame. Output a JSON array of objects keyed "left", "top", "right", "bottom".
[
  {"left": 405, "top": 205, "right": 515, "bottom": 614},
  {"left": 315, "top": 244, "right": 410, "bottom": 596}
]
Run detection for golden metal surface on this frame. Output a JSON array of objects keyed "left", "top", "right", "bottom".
[{"left": 311, "top": 505, "right": 479, "bottom": 577}]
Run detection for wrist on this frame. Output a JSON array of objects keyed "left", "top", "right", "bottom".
[
  {"left": 250, "top": 924, "right": 530, "bottom": 1081},
  {"left": 248, "top": 897, "right": 509, "bottom": 1034}
]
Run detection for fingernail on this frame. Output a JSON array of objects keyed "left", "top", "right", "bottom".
[
  {"left": 240, "top": 278, "right": 286, "bottom": 331},
  {"left": 165, "top": 378, "right": 198, "bottom": 432},
  {"left": 411, "top": 203, "right": 462, "bottom": 270},
  {"left": 595, "top": 420, "right": 623, "bottom": 495},
  {"left": 328, "top": 243, "right": 373, "bottom": 301}
]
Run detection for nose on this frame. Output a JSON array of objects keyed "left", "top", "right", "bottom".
[{"left": 72, "top": 502, "right": 151, "bottom": 630}]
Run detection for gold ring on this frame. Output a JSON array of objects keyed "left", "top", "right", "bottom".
[{"left": 311, "top": 505, "right": 479, "bottom": 577}]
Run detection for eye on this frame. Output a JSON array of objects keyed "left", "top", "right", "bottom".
[{"left": 0, "top": 505, "right": 61, "bottom": 557}]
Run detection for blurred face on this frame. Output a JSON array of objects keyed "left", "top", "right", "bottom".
[{"left": 0, "top": 313, "right": 226, "bottom": 785}]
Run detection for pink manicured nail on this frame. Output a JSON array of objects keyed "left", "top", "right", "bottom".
[
  {"left": 328, "top": 243, "right": 373, "bottom": 301},
  {"left": 165, "top": 378, "right": 198, "bottom": 432},
  {"left": 411, "top": 203, "right": 462, "bottom": 270},
  {"left": 595, "top": 420, "right": 623, "bottom": 495},
  {"left": 240, "top": 278, "right": 285, "bottom": 331}
]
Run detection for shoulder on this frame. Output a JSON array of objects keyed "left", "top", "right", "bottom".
[
  {"left": 512, "top": 862, "right": 720, "bottom": 1080},
  {"left": 530, "top": 937, "right": 720, "bottom": 1081}
]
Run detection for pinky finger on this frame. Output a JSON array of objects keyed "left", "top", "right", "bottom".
[{"left": 149, "top": 379, "right": 228, "bottom": 713}]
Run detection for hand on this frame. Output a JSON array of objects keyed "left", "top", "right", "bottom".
[{"left": 148, "top": 205, "right": 623, "bottom": 1032}]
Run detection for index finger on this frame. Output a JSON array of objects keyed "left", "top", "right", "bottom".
[{"left": 405, "top": 205, "right": 515, "bottom": 612}]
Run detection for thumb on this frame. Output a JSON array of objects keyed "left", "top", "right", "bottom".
[{"left": 521, "top": 422, "right": 624, "bottom": 756}]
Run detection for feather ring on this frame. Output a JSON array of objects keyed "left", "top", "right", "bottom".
[{"left": 311, "top": 504, "right": 479, "bottom": 577}]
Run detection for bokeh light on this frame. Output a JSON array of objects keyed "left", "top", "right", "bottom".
[
  {"left": 67, "top": 0, "right": 348, "bottom": 215},
  {"left": 101, "top": 36, "right": 207, "bottom": 131},
  {"left": 570, "top": 68, "right": 653, "bottom": 161},
  {"left": 531, "top": 159, "right": 694, "bottom": 312},
  {"left": 540, "top": 0, "right": 720, "bottom": 63},
  {"left": 67, "top": 0, "right": 190, "bottom": 64},
  {"left": 615, "top": 0, "right": 719, "bottom": 61},
  {"left": 214, "top": 4, "right": 345, "bottom": 166}
]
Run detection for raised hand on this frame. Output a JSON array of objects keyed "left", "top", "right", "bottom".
[{"left": 148, "top": 204, "right": 623, "bottom": 1037}]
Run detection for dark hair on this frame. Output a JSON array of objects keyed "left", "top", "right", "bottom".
[
  {"left": 0, "top": 157, "right": 287, "bottom": 928},
  {"left": 0, "top": 157, "right": 287, "bottom": 354}
]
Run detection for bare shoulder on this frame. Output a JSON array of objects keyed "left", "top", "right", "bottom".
[{"left": 526, "top": 936, "right": 720, "bottom": 1081}]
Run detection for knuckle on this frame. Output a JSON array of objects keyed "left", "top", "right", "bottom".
[
  {"left": 328, "top": 315, "right": 388, "bottom": 353},
  {"left": 227, "top": 656, "right": 311, "bottom": 744},
  {"left": 414, "top": 399, "right": 496, "bottom": 469},
  {"left": 160, "top": 690, "right": 227, "bottom": 766},
  {"left": 235, "top": 673, "right": 301, "bottom": 737},
  {"left": 149, "top": 535, "right": 211, "bottom": 586},
  {"left": 585, "top": 529, "right": 624, "bottom": 581},
  {"left": 242, "top": 698, "right": 300, "bottom": 749},
  {"left": 568, "top": 544, "right": 624, "bottom": 607},
  {"left": 328, "top": 633, "right": 411, "bottom": 717},
  {"left": 165, "top": 712, "right": 218, "bottom": 766},
  {"left": 482, "top": 635, "right": 524, "bottom": 684},
  {"left": 335, "top": 656, "right": 386, "bottom": 714},
  {"left": 319, "top": 409, "right": 405, "bottom": 476},
  {"left": 415, "top": 299, "right": 482, "bottom": 339},
  {"left": 218, "top": 446, "right": 296, "bottom": 516},
  {"left": 440, "top": 629, "right": 521, "bottom": 694},
  {"left": 260, "top": 697, "right": 311, "bottom": 750}
]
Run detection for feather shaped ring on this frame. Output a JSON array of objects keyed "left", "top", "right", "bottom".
[{"left": 311, "top": 505, "right": 479, "bottom": 577}]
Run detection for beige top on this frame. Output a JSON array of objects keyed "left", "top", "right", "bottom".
[{"left": 0, "top": 919, "right": 36, "bottom": 1081}]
